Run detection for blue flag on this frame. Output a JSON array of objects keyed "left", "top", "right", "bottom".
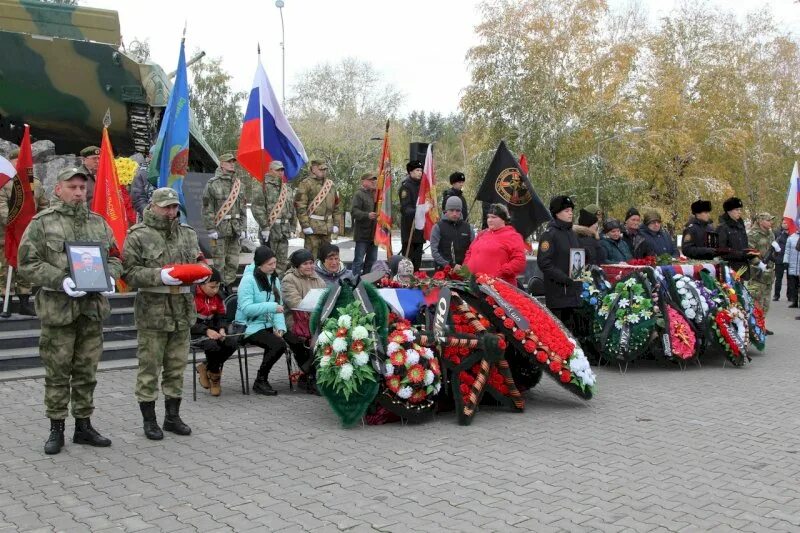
[{"left": 150, "top": 39, "right": 190, "bottom": 206}]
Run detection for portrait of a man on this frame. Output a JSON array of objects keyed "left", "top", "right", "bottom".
[{"left": 68, "top": 244, "right": 111, "bottom": 291}]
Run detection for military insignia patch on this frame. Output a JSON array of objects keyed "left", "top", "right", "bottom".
[
  {"left": 540, "top": 240, "right": 550, "bottom": 252},
  {"left": 400, "top": 190, "right": 408, "bottom": 199},
  {"left": 684, "top": 233, "right": 692, "bottom": 242},
  {"left": 494, "top": 167, "right": 532, "bottom": 206}
]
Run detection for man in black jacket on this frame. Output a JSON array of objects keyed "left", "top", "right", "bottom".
[
  {"left": 622, "top": 207, "right": 641, "bottom": 252},
  {"left": 682, "top": 200, "right": 717, "bottom": 260},
  {"left": 538, "top": 195, "right": 581, "bottom": 323},
  {"left": 431, "top": 196, "right": 474, "bottom": 270},
  {"left": 399, "top": 160, "right": 425, "bottom": 270},
  {"left": 773, "top": 219, "right": 790, "bottom": 300},
  {"left": 441, "top": 172, "right": 468, "bottom": 222},
  {"left": 349, "top": 173, "right": 378, "bottom": 276},
  {"left": 718, "top": 197, "right": 758, "bottom": 278}
]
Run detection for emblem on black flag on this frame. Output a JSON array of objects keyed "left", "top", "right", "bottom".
[{"left": 495, "top": 167, "right": 532, "bottom": 206}]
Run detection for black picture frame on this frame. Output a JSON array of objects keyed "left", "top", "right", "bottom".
[{"left": 66, "top": 241, "right": 112, "bottom": 292}]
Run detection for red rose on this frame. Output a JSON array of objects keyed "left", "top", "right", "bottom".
[
  {"left": 433, "top": 271, "right": 446, "bottom": 280},
  {"left": 485, "top": 296, "right": 497, "bottom": 306},
  {"left": 479, "top": 318, "right": 491, "bottom": 329},
  {"left": 559, "top": 370, "right": 572, "bottom": 383},
  {"left": 536, "top": 351, "right": 548, "bottom": 363},
  {"left": 524, "top": 340, "right": 536, "bottom": 353},
  {"left": 494, "top": 307, "right": 506, "bottom": 318},
  {"left": 549, "top": 360, "right": 561, "bottom": 373},
  {"left": 459, "top": 383, "right": 470, "bottom": 396},
  {"left": 513, "top": 329, "right": 526, "bottom": 341},
  {"left": 503, "top": 318, "right": 515, "bottom": 329},
  {"left": 414, "top": 271, "right": 428, "bottom": 280}
]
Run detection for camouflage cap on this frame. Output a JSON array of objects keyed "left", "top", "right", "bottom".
[
  {"left": 218, "top": 152, "right": 236, "bottom": 162},
  {"left": 57, "top": 167, "right": 88, "bottom": 182},
  {"left": 755, "top": 212, "right": 775, "bottom": 221},
  {"left": 80, "top": 146, "right": 101, "bottom": 157},
  {"left": 151, "top": 187, "right": 181, "bottom": 207},
  {"left": 269, "top": 160, "right": 285, "bottom": 171},
  {"left": 8, "top": 148, "right": 19, "bottom": 160}
]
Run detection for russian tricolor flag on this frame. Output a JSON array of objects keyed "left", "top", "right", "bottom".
[
  {"left": 783, "top": 161, "right": 800, "bottom": 234},
  {"left": 237, "top": 59, "right": 307, "bottom": 181}
]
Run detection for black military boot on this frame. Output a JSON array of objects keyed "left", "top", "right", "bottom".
[
  {"left": 139, "top": 401, "right": 163, "bottom": 440},
  {"left": 162, "top": 398, "right": 191, "bottom": 435},
  {"left": 252, "top": 371, "right": 277, "bottom": 396},
  {"left": 44, "top": 419, "right": 65, "bottom": 455},
  {"left": 73, "top": 418, "right": 111, "bottom": 447},
  {"left": 17, "top": 294, "right": 36, "bottom": 316}
]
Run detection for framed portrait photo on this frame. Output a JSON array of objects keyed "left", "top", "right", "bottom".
[
  {"left": 569, "top": 248, "right": 586, "bottom": 280},
  {"left": 66, "top": 241, "right": 112, "bottom": 292}
]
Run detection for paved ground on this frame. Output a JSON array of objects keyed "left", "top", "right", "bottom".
[{"left": 1, "top": 304, "right": 799, "bottom": 532}]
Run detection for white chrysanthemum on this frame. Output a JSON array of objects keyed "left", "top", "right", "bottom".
[
  {"left": 676, "top": 280, "right": 685, "bottom": 289},
  {"left": 422, "top": 347, "right": 434, "bottom": 359},
  {"left": 320, "top": 356, "right": 331, "bottom": 368},
  {"left": 318, "top": 331, "right": 334, "bottom": 345},
  {"left": 397, "top": 386, "right": 413, "bottom": 399},
  {"left": 332, "top": 337, "right": 348, "bottom": 353},
  {"left": 387, "top": 342, "right": 401, "bottom": 355},
  {"left": 405, "top": 349, "right": 420, "bottom": 365},
  {"left": 337, "top": 315, "right": 352, "bottom": 329},
  {"left": 424, "top": 369, "right": 435, "bottom": 386},
  {"left": 351, "top": 325, "right": 369, "bottom": 340},
  {"left": 383, "top": 362, "right": 394, "bottom": 376},
  {"left": 569, "top": 353, "right": 591, "bottom": 374},
  {"left": 685, "top": 308, "right": 696, "bottom": 320},
  {"left": 354, "top": 352, "right": 369, "bottom": 367},
  {"left": 577, "top": 369, "right": 596, "bottom": 387},
  {"left": 627, "top": 314, "right": 640, "bottom": 324},
  {"left": 403, "top": 329, "right": 415, "bottom": 342},
  {"left": 615, "top": 319, "right": 624, "bottom": 329},
  {"left": 339, "top": 363, "right": 354, "bottom": 380},
  {"left": 618, "top": 298, "right": 630, "bottom": 308},
  {"left": 681, "top": 300, "right": 691, "bottom": 309}
]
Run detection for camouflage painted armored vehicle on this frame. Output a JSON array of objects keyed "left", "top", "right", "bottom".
[{"left": 0, "top": 0, "right": 216, "bottom": 169}]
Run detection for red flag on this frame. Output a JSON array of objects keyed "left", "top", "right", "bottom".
[
  {"left": 415, "top": 145, "right": 438, "bottom": 240},
  {"left": 92, "top": 128, "right": 128, "bottom": 253},
  {"left": 4, "top": 125, "right": 36, "bottom": 268},
  {"left": 373, "top": 120, "right": 393, "bottom": 256},
  {"left": 519, "top": 153, "right": 529, "bottom": 174}
]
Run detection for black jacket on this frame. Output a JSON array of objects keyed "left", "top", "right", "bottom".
[
  {"left": 622, "top": 228, "right": 638, "bottom": 253},
  {"left": 350, "top": 187, "right": 377, "bottom": 242},
  {"left": 774, "top": 228, "right": 789, "bottom": 262},
  {"left": 537, "top": 219, "right": 581, "bottom": 310},
  {"left": 681, "top": 217, "right": 717, "bottom": 260},
  {"left": 399, "top": 176, "right": 424, "bottom": 244},
  {"left": 441, "top": 188, "right": 468, "bottom": 222},
  {"left": 633, "top": 227, "right": 678, "bottom": 259},
  {"left": 717, "top": 213, "right": 750, "bottom": 274},
  {"left": 573, "top": 225, "right": 607, "bottom": 266}
]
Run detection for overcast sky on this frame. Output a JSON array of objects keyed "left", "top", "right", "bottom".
[{"left": 86, "top": 0, "right": 800, "bottom": 115}]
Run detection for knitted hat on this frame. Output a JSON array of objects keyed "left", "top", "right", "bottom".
[
  {"left": 449, "top": 171, "right": 466, "bottom": 184},
  {"left": 397, "top": 257, "right": 414, "bottom": 278},
  {"left": 624, "top": 207, "right": 640, "bottom": 221},
  {"left": 723, "top": 197, "right": 743, "bottom": 212},
  {"left": 318, "top": 243, "right": 340, "bottom": 261},
  {"left": 254, "top": 246, "right": 276, "bottom": 266},
  {"left": 691, "top": 200, "right": 712, "bottom": 214},
  {"left": 487, "top": 203, "right": 511, "bottom": 222},
  {"left": 445, "top": 196, "right": 462, "bottom": 211},
  {"left": 289, "top": 249, "right": 314, "bottom": 268},
  {"left": 578, "top": 209, "right": 598, "bottom": 228},
  {"left": 406, "top": 160, "right": 423, "bottom": 173},
  {"left": 643, "top": 209, "right": 662, "bottom": 225},
  {"left": 549, "top": 195, "right": 575, "bottom": 216},
  {"left": 603, "top": 219, "right": 623, "bottom": 233}
]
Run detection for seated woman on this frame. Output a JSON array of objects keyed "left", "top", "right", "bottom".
[
  {"left": 464, "top": 203, "right": 527, "bottom": 286},
  {"left": 282, "top": 249, "right": 327, "bottom": 394},
  {"left": 193, "top": 267, "right": 239, "bottom": 397},
  {"left": 236, "top": 246, "right": 287, "bottom": 396},
  {"left": 314, "top": 244, "right": 355, "bottom": 286}
]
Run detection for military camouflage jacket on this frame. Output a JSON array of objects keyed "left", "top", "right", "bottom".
[
  {"left": 17, "top": 199, "right": 122, "bottom": 327},
  {"left": 748, "top": 226, "right": 775, "bottom": 280},
  {"left": 0, "top": 177, "right": 50, "bottom": 245},
  {"left": 294, "top": 176, "right": 340, "bottom": 235},
  {"left": 250, "top": 173, "right": 296, "bottom": 239},
  {"left": 202, "top": 168, "right": 247, "bottom": 238},
  {"left": 122, "top": 208, "right": 203, "bottom": 332}
]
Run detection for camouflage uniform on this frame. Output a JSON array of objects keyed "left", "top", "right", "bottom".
[
  {"left": 17, "top": 184, "right": 122, "bottom": 421},
  {"left": 0, "top": 173, "right": 50, "bottom": 297},
  {"left": 202, "top": 159, "right": 246, "bottom": 287},
  {"left": 78, "top": 146, "right": 100, "bottom": 208},
  {"left": 251, "top": 171, "right": 296, "bottom": 274},
  {"left": 747, "top": 213, "right": 775, "bottom": 313},
  {"left": 123, "top": 202, "right": 203, "bottom": 403},
  {"left": 295, "top": 175, "right": 340, "bottom": 259}
]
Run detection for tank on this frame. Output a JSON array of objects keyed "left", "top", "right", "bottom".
[{"left": 0, "top": 0, "right": 217, "bottom": 170}]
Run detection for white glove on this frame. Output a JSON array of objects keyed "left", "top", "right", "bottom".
[
  {"left": 261, "top": 230, "right": 270, "bottom": 242},
  {"left": 332, "top": 225, "right": 339, "bottom": 234},
  {"left": 303, "top": 227, "right": 314, "bottom": 235},
  {"left": 101, "top": 277, "right": 116, "bottom": 295},
  {"left": 771, "top": 241, "right": 781, "bottom": 252},
  {"left": 161, "top": 268, "right": 182, "bottom": 286},
  {"left": 194, "top": 275, "right": 210, "bottom": 285},
  {"left": 208, "top": 231, "right": 219, "bottom": 240},
  {"left": 62, "top": 277, "right": 87, "bottom": 298},
  {"left": 756, "top": 261, "right": 767, "bottom": 273}
]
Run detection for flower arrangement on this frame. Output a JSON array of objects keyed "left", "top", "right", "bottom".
[
  {"left": 669, "top": 273, "right": 708, "bottom": 326},
  {"left": 381, "top": 322, "right": 442, "bottom": 413},
  {"left": 595, "top": 274, "right": 656, "bottom": 363},
  {"left": 748, "top": 304, "right": 767, "bottom": 351},
  {"left": 665, "top": 305, "right": 697, "bottom": 360},
  {"left": 710, "top": 305, "right": 749, "bottom": 365},
  {"left": 474, "top": 274, "right": 596, "bottom": 398},
  {"left": 114, "top": 157, "right": 139, "bottom": 186},
  {"left": 315, "top": 301, "right": 378, "bottom": 400}
]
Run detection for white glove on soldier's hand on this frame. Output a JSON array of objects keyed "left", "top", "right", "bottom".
[
  {"left": 161, "top": 268, "right": 182, "bottom": 286},
  {"left": 771, "top": 241, "right": 781, "bottom": 252},
  {"left": 208, "top": 231, "right": 219, "bottom": 240},
  {"left": 757, "top": 261, "right": 767, "bottom": 273},
  {"left": 261, "top": 230, "right": 270, "bottom": 242},
  {"left": 101, "top": 277, "right": 116, "bottom": 295},
  {"left": 332, "top": 225, "right": 339, "bottom": 234},
  {"left": 302, "top": 227, "right": 314, "bottom": 235},
  {"left": 62, "top": 277, "right": 87, "bottom": 298}
]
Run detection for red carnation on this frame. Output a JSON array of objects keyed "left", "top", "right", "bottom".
[
  {"left": 549, "top": 360, "right": 561, "bottom": 373},
  {"left": 485, "top": 296, "right": 497, "bottom": 306},
  {"left": 524, "top": 340, "right": 537, "bottom": 353},
  {"left": 407, "top": 364, "right": 425, "bottom": 384},
  {"left": 458, "top": 346, "right": 470, "bottom": 356},
  {"left": 459, "top": 383, "right": 470, "bottom": 396},
  {"left": 389, "top": 351, "right": 406, "bottom": 366},
  {"left": 351, "top": 340, "right": 365, "bottom": 352},
  {"left": 336, "top": 327, "right": 348, "bottom": 337},
  {"left": 498, "top": 337, "right": 508, "bottom": 350},
  {"left": 513, "top": 329, "right": 526, "bottom": 341},
  {"left": 536, "top": 350, "right": 548, "bottom": 363},
  {"left": 459, "top": 371, "right": 475, "bottom": 386},
  {"left": 494, "top": 307, "right": 505, "bottom": 318},
  {"left": 409, "top": 389, "right": 428, "bottom": 404},
  {"left": 503, "top": 318, "right": 515, "bottom": 329},
  {"left": 559, "top": 370, "right": 572, "bottom": 383},
  {"left": 433, "top": 271, "right": 446, "bottom": 280},
  {"left": 414, "top": 271, "right": 428, "bottom": 280},
  {"left": 335, "top": 354, "right": 349, "bottom": 366}
]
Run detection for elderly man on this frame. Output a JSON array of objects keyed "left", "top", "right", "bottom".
[
  {"left": 251, "top": 160, "right": 296, "bottom": 274},
  {"left": 295, "top": 159, "right": 340, "bottom": 259},
  {"left": 18, "top": 167, "right": 121, "bottom": 454},
  {"left": 431, "top": 195, "right": 474, "bottom": 270}
]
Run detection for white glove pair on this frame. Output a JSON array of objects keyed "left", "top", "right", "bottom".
[
  {"left": 161, "top": 267, "right": 208, "bottom": 286},
  {"left": 302, "top": 227, "right": 314, "bottom": 235},
  {"left": 62, "top": 277, "right": 116, "bottom": 298},
  {"left": 261, "top": 230, "right": 271, "bottom": 242}
]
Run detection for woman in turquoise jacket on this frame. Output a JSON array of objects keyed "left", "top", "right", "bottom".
[{"left": 236, "top": 246, "right": 287, "bottom": 396}]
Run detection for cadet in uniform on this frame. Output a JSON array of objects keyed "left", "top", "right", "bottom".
[
  {"left": 18, "top": 167, "right": 121, "bottom": 454},
  {"left": 77, "top": 146, "right": 100, "bottom": 207},
  {"left": 1, "top": 148, "right": 50, "bottom": 315},
  {"left": 123, "top": 188, "right": 205, "bottom": 440},
  {"left": 295, "top": 159, "right": 340, "bottom": 258},
  {"left": 681, "top": 200, "right": 717, "bottom": 260},
  {"left": 251, "top": 160, "right": 296, "bottom": 274},
  {"left": 202, "top": 153, "right": 246, "bottom": 288},
  {"left": 537, "top": 195, "right": 581, "bottom": 325},
  {"left": 399, "top": 160, "right": 425, "bottom": 271},
  {"left": 747, "top": 212, "right": 776, "bottom": 328}
]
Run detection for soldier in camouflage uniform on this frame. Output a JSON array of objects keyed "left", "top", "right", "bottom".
[
  {"left": 0, "top": 148, "right": 50, "bottom": 315},
  {"left": 295, "top": 159, "right": 340, "bottom": 258},
  {"left": 747, "top": 212, "right": 776, "bottom": 331},
  {"left": 202, "top": 153, "right": 246, "bottom": 288},
  {"left": 77, "top": 146, "right": 100, "bottom": 207},
  {"left": 123, "top": 187, "right": 205, "bottom": 440},
  {"left": 17, "top": 167, "right": 121, "bottom": 455},
  {"left": 251, "top": 160, "right": 296, "bottom": 274}
]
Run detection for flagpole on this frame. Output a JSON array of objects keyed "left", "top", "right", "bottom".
[{"left": 1, "top": 266, "right": 12, "bottom": 317}]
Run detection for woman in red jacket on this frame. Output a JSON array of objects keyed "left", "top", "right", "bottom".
[{"left": 464, "top": 203, "right": 527, "bottom": 285}]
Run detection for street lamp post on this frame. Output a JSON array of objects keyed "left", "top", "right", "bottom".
[
  {"left": 275, "top": 0, "right": 286, "bottom": 111},
  {"left": 594, "top": 126, "right": 646, "bottom": 205}
]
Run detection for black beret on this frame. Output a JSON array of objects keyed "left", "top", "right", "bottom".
[
  {"left": 624, "top": 207, "right": 640, "bottom": 221},
  {"left": 723, "top": 197, "right": 743, "bottom": 212},
  {"left": 449, "top": 171, "right": 466, "bottom": 184},
  {"left": 406, "top": 160, "right": 423, "bottom": 173},
  {"left": 691, "top": 200, "right": 712, "bottom": 214},
  {"left": 549, "top": 195, "right": 575, "bottom": 216}
]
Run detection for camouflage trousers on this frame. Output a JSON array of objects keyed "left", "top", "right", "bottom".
[
  {"left": 268, "top": 236, "right": 289, "bottom": 275},
  {"left": 303, "top": 234, "right": 331, "bottom": 261},
  {"left": 39, "top": 316, "right": 103, "bottom": 420},
  {"left": 747, "top": 271, "right": 774, "bottom": 313},
  {"left": 0, "top": 244, "right": 32, "bottom": 296},
  {"left": 135, "top": 328, "right": 190, "bottom": 402},
  {"left": 211, "top": 235, "right": 240, "bottom": 287}
]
